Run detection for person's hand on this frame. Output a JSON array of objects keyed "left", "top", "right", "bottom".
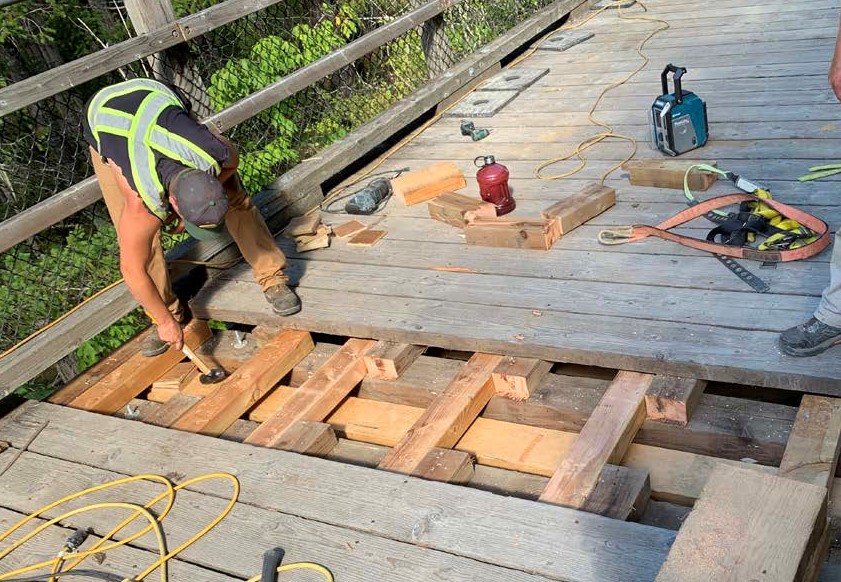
[
  {"left": 830, "top": 57, "right": 841, "bottom": 102},
  {"left": 157, "top": 317, "right": 184, "bottom": 351}
]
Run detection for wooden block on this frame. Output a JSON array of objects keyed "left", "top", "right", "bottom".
[
  {"left": 282, "top": 213, "right": 320, "bottom": 237},
  {"left": 645, "top": 376, "right": 707, "bottom": 426},
  {"left": 244, "top": 338, "right": 377, "bottom": 447},
  {"left": 580, "top": 464, "right": 650, "bottom": 521},
  {"left": 377, "top": 353, "right": 503, "bottom": 476},
  {"left": 540, "top": 182, "right": 615, "bottom": 235},
  {"left": 364, "top": 342, "right": 425, "bottom": 380},
  {"left": 295, "top": 225, "right": 331, "bottom": 252},
  {"left": 274, "top": 421, "right": 338, "bottom": 457},
  {"left": 655, "top": 464, "right": 828, "bottom": 582},
  {"left": 151, "top": 362, "right": 194, "bottom": 391},
  {"left": 779, "top": 395, "right": 841, "bottom": 491},
  {"left": 171, "top": 330, "right": 314, "bottom": 437},
  {"left": 427, "top": 192, "right": 497, "bottom": 228},
  {"left": 412, "top": 448, "right": 474, "bottom": 484},
  {"left": 347, "top": 229, "right": 386, "bottom": 247},
  {"left": 624, "top": 159, "right": 719, "bottom": 191},
  {"left": 69, "top": 320, "right": 212, "bottom": 415},
  {"left": 491, "top": 357, "right": 552, "bottom": 401},
  {"left": 332, "top": 219, "right": 367, "bottom": 238},
  {"left": 145, "top": 393, "right": 201, "bottom": 428},
  {"left": 391, "top": 162, "right": 466, "bottom": 206},
  {"left": 465, "top": 217, "right": 560, "bottom": 250},
  {"left": 539, "top": 371, "right": 653, "bottom": 508}
]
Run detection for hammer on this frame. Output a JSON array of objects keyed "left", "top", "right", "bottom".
[{"left": 181, "top": 344, "right": 226, "bottom": 384}]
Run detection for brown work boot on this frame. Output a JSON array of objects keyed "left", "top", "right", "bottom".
[
  {"left": 264, "top": 283, "right": 301, "bottom": 316},
  {"left": 141, "top": 328, "right": 169, "bottom": 357}
]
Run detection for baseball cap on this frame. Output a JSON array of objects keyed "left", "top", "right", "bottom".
[{"left": 171, "top": 168, "right": 228, "bottom": 240}]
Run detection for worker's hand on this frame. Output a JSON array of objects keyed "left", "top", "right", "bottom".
[
  {"left": 157, "top": 317, "right": 184, "bottom": 351},
  {"left": 830, "top": 57, "right": 841, "bottom": 102}
]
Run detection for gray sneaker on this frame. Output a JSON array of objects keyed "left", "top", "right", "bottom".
[
  {"left": 264, "top": 283, "right": 301, "bottom": 316},
  {"left": 141, "top": 327, "right": 170, "bottom": 357},
  {"left": 779, "top": 317, "right": 841, "bottom": 357}
]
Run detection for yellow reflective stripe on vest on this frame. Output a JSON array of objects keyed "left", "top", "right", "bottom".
[
  {"left": 87, "top": 79, "right": 176, "bottom": 147},
  {"left": 127, "top": 92, "right": 172, "bottom": 219},
  {"left": 149, "top": 126, "right": 220, "bottom": 175}
]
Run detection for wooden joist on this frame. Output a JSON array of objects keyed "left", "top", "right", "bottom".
[
  {"left": 171, "top": 330, "right": 314, "bottom": 436},
  {"left": 539, "top": 371, "right": 653, "bottom": 510},
  {"left": 581, "top": 464, "right": 650, "bottom": 521},
  {"left": 644, "top": 375, "right": 707, "bottom": 426},
  {"left": 623, "top": 159, "right": 720, "bottom": 191},
  {"left": 778, "top": 395, "right": 841, "bottom": 491},
  {"left": 491, "top": 357, "right": 552, "bottom": 401},
  {"left": 272, "top": 421, "right": 338, "bottom": 456},
  {"left": 378, "top": 353, "right": 503, "bottom": 476},
  {"left": 540, "top": 182, "right": 616, "bottom": 235},
  {"left": 364, "top": 341, "right": 425, "bottom": 380},
  {"left": 427, "top": 192, "right": 496, "bottom": 228},
  {"left": 68, "top": 320, "right": 212, "bottom": 415},
  {"left": 654, "top": 464, "right": 828, "bottom": 582},
  {"left": 244, "top": 338, "right": 376, "bottom": 447},
  {"left": 390, "top": 162, "right": 466, "bottom": 206},
  {"left": 413, "top": 448, "right": 475, "bottom": 484},
  {"left": 464, "top": 217, "right": 560, "bottom": 250}
]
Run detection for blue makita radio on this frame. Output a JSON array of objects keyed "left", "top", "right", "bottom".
[{"left": 650, "top": 64, "right": 708, "bottom": 156}]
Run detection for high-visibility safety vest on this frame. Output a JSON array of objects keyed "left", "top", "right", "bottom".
[{"left": 87, "top": 78, "right": 221, "bottom": 220}]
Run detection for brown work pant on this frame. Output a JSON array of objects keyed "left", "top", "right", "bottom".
[{"left": 91, "top": 147, "right": 287, "bottom": 323}]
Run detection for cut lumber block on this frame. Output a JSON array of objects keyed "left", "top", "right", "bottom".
[
  {"left": 332, "top": 219, "right": 367, "bottom": 238},
  {"left": 69, "top": 320, "right": 212, "bottom": 415},
  {"left": 427, "top": 192, "right": 496, "bottom": 228},
  {"left": 364, "top": 341, "right": 425, "bottom": 380},
  {"left": 779, "top": 395, "right": 841, "bottom": 491},
  {"left": 491, "top": 357, "right": 552, "bottom": 401},
  {"left": 244, "top": 338, "right": 377, "bottom": 447},
  {"left": 581, "top": 464, "right": 650, "bottom": 521},
  {"left": 624, "top": 159, "right": 719, "bottom": 191},
  {"left": 390, "top": 162, "right": 466, "bottom": 206},
  {"left": 378, "top": 352, "right": 504, "bottom": 475},
  {"left": 171, "top": 330, "right": 314, "bottom": 437},
  {"left": 539, "top": 371, "right": 653, "bottom": 508},
  {"left": 655, "top": 464, "right": 828, "bottom": 582},
  {"left": 540, "top": 182, "right": 615, "bottom": 235},
  {"left": 413, "top": 448, "right": 474, "bottom": 484},
  {"left": 151, "top": 362, "right": 194, "bottom": 391},
  {"left": 273, "top": 421, "right": 338, "bottom": 456},
  {"left": 465, "top": 217, "right": 560, "bottom": 250},
  {"left": 295, "top": 225, "right": 331, "bottom": 252},
  {"left": 645, "top": 375, "right": 707, "bottom": 426},
  {"left": 347, "top": 229, "right": 387, "bottom": 247},
  {"left": 282, "top": 213, "right": 321, "bottom": 237},
  {"left": 146, "top": 393, "right": 201, "bottom": 428}
]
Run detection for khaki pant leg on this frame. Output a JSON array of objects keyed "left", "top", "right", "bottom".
[
  {"left": 90, "top": 147, "right": 185, "bottom": 323},
  {"left": 222, "top": 173, "right": 287, "bottom": 291}
]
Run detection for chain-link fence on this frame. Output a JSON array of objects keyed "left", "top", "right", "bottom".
[{"left": 0, "top": 0, "right": 555, "bottom": 389}]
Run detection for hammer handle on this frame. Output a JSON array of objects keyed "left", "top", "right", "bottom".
[{"left": 181, "top": 344, "right": 212, "bottom": 375}]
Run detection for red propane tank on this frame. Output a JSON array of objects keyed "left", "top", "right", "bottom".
[{"left": 474, "top": 155, "right": 515, "bottom": 216}]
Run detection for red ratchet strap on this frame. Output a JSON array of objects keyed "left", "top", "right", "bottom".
[{"left": 599, "top": 192, "right": 831, "bottom": 262}]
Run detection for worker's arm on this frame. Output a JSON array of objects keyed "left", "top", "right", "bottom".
[
  {"left": 830, "top": 16, "right": 841, "bottom": 101},
  {"left": 109, "top": 163, "right": 185, "bottom": 350},
  {"left": 215, "top": 135, "right": 240, "bottom": 187}
]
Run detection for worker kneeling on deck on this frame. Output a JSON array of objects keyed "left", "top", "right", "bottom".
[{"left": 83, "top": 78, "right": 300, "bottom": 357}]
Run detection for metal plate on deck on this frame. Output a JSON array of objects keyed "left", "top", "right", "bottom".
[
  {"left": 481, "top": 68, "right": 549, "bottom": 92},
  {"left": 538, "top": 31, "right": 594, "bottom": 52},
  {"left": 444, "top": 90, "right": 519, "bottom": 117},
  {"left": 591, "top": 0, "right": 636, "bottom": 9}
]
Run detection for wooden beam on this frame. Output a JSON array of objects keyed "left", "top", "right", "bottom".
[
  {"left": 580, "top": 464, "right": 650, "bottom": 521},
  {"left": 244, "top": 339, "right": 376, "bottom": 447},
  {"left": 540, "top": 183, "right": 616, "bottom": 235},
  {"left": 779, "top": 395, "right": 841, "bottom": 491},
  {"left": 390, "top": 162, "right": 467, "bottom": 207},
  {"left": 364, "top": 342, "right": 425, "bottom": 380},
  {"left": 624, "top": 159, "right": 719, "bottom": 191},
  {"left": 412, "top": 448, "right": 474, "bottom": 484},
  {"left": 655, "top": 464, "right": 828, "bottom": 582},
  {"left": 465, "top": 217, "right": 561, "bottom": 250},
  {"left": 171, "top": 330, "right": 313, "bottom": 436},
  {"left": 644, "top": 375, "right": 707, "bottom": 426},
  {"left": 68, "top": 320, "right": 212, "bottom": 414},
  {"left": 538, "top": 371, "right": 653, "bottom": 508},
  {"left": 151, "top": 362, "right": 194, "bottom": 392},
  {"left": 146, "top": 393, "right": 201, "bottom": 428},
  {"left": 273, "top": 421, "right": 338, "bottom": 456},
  {"left": 491, "top": 357, "right": 552, "bottom": 401},
  {"left": 427, "top": 192, "right": 496, "bottom": 228},
  {"left": 378, "top": 353, "right": 503, "bottom": 475}
]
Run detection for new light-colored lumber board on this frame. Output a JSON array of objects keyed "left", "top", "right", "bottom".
[
  {"left": 491, "top": 357, "right": 552, "bottom": 401},
  {"left": 364, "top": 341, "right": 425, "bottom": 380},
  {"left": 378, "top": 352, "right": 503, "bottom": 475},
  {"left": 172, "top": 330, "right": 314, "bottom": 436},
  {"left": 655, "top": 464, "right": 828, "bottom": 582},
  {"left": 540, "top": 183, "right": 616, "bottom": 234},
  {"left": 427, "top": 192, "right": 497, "bottom": 228},
  {"left": 245, "top": 338, "right": 376, "bottom": 447},
  {"left": 645, "top": 376, "right": 707, "bottom": 426},
  {"left": 0, "top": 402, "right": 675, "bottom": 582},
  {"left": 539, "top": 371, "right": 653, "bottom": 508},
  {"left": 623, "top": 159, "right": 719, "bottom": 191},
  {"left": 464, "top": 217, "right": 561, "bottom": 250},
  {"left": 391, "top": 162, "right": 467, "bottom": 206},
  {"left": 779, "top": 395, "right": 841, "bottom": 491},
  {"left": 580, "top": 464, "right": 650, "bottom": 521},
  {"left": 273, "top": 420, "right": 338, "bottom": 456},
  {"left": 68, "top": 320, "right": 212, "bottom": 414}
]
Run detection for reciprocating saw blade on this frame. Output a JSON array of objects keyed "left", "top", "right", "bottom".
[{"left": 724, "top": 171, "right": 767, "bottom": 194}]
